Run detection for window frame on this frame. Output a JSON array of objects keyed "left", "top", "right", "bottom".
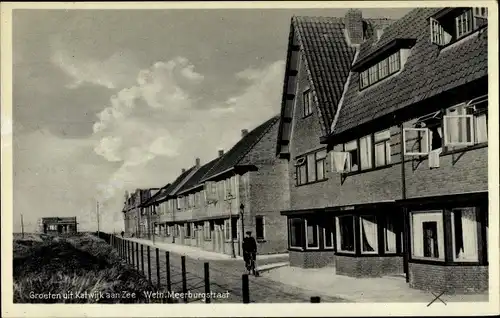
[
  {"left": 451, "top": 207, "right": 479, "bottom": 262},
  {"left": 359, "top": 215, "right": 379, "bottom": 254},
  {"left": 255, "top": 216, "right": 265, "bottom": 241},
  {"left": 288, "top": 217, "right": 304, "bottom": 250},
  {"left": 374, "top": 129, "right": 392, "bottom": 167},
  {"left": 295, "top": 148, "right": 328, "bottom": 186},
  {"left": 336, "top": 215, "right": 356, "bottom": 254},
  {"left": 410, "top": 210, "right": 445, "bottom": 262},
  {"left": 323, "top": 218, "right": 335, "bottom": 250},
  {"left": 303, "top": 89, "right": 313, "bottom": 117},
  {"left": 305, "top": 218, "right": 320, "bottom": 250},
  {"left": 359, "top": 51, "right": 401, "bottom": 90}
]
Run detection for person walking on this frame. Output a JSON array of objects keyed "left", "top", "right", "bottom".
[{"left": 242, "top": 231, "right": 258, "bottom": 276}]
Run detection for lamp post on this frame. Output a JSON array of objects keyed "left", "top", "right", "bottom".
[
  {"left": 226, "top": 191, "right": 236, "bottom": 258},
  {"left": 240, "top": 203, "right": 245, "bottom": 242}
]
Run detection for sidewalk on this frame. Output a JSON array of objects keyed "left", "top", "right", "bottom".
[
  {"left": 124, "top": 236, "right": 289, "bottom": 269},
  {"left": 261, "top": 266, "right": 489, "bottom": 303}
]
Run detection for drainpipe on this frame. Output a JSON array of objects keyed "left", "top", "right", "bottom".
[{"left": 400, "top": 123, "right": 410, "bottom": 283}]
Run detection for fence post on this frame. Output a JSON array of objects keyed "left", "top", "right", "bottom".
[
  {"left": 204, "top": 262, "right": 211, "bottom": 304},
  {"left": 141, "top": 244, "right": 144, "bottom": 274},
  {"left": 181, "top": 256, "right": 188, "bottom": 303},
  {"left": 242, "top": 274, "right": 250, "bottom": 303},
  {"left": 136, "top": 242, "right": 140, "bottom": 270},
  {"left": 147, "top": 246, "right": 152, "bottom": 282},
  {"left": 156, "top": 248, "right": 161, "bottom": 289},
  {"left": 310, "top": 296, "right": 321, "bottom": 303},
  {"left": 165, "top": 251, "right": 172, "bottom": 303},
  {"left": 132, "top": 242, "right": 135, "bottom": 267}
]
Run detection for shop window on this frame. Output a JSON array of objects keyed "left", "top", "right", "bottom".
[
  {"left": 255, "top": 216, "right": 265, "bottom": 240},
  {"left": 336, "top": 215, "right": 355, "bottom": 253},
  {"left": 323, "top": 219, "right": 334, "bottom": 249},
  {"left": 452, "top": 207, "right": 479, "bottom": 262},
  {"left": 411, "top": 211, "right": 445, "bottom": 261},
  {"left": 384, "top": 216, "right": 397, "bottom": 253},
  {"left": 289, "top": 218, "right": 304, "bottom": 249},
  {"left": 360, "top": 215, "right": 378, "bottom": 254},
  {"left": 305, "top": 219, "right": 319, "bottom": 249}
]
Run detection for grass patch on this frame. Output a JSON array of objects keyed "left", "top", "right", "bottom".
[{"left": 13, "top": 233, "right": 164, "bottom": 303}]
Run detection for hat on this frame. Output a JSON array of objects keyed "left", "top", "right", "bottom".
[{"left": 245, "top": 231, "right": 252, "bottom": 235}]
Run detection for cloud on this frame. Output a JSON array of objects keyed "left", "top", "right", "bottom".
[
  {"left": 50, "top": 42, "right": 140, "bottom": 90},
  {"left": 92, "top": 58, "right": 285, "bottom": 207}
]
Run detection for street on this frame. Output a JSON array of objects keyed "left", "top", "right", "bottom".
[{"left": 123, "top": 238, "right": 347, "bottom": 303}]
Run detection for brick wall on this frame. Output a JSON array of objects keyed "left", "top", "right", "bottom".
[
  {"left": 409, "top": 262, "right": 488, "bottom": 294},
  {"left": 335, "top": 255, "right": 404, "bottom": 277},
  {"left": 241, "top": 120, "right": 290, "bottom": 254},
  {"left": 289, "top": 250, "right": 336, "bottom": 268}
]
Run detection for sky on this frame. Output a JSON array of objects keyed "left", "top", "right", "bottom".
[{"left": 11, "top": 6, "right": 412, "bottom": 233}]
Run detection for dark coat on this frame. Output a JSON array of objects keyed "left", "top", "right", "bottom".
[{"left": 242, "top": 236, "right": 257, "bottom": 253}]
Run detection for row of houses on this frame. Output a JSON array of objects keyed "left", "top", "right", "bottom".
[{"left": 123, "top": 7, "right": 489, "bottom": 294}]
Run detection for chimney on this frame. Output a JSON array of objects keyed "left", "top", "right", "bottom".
[
  {"left": 376, "top": 28, "right": 384, "bottom": 41},
  {"left": 195, "top": 157, "right": 200, "bottom": 167},
  {"left": 345, "top": 9, "right": 364, "bottom": 45},
  {"left": 218, "top": 149, "right": 224, "bottom": 157},
  {"left": 182, "top": 168, "right": 186, "bottom": 174},
  {"left": 241, "top": 129, "right": 249, "bottom": 137}
]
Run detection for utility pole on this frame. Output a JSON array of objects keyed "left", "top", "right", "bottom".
[
  {"left": 21, "top": 214, "right": 24, "bottom": 239},
  {"left": 96, "top": 200, "right": 100, "bottom": 235}
]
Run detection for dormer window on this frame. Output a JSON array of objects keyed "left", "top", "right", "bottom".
[
  {"left": 430, "top": 7, "right": 488, "bottom": 46},
  {"left": 359, "top": 51, "right": 401, "bottom": 90}
]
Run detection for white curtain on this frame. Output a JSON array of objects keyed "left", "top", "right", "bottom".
[
  {"left": 332, "top": 152, "right": 347, "bottom": 172},
  {"left": 360, "top": 136, "right": 372, "bottom": 170},
  {"left": 475, "top": 114, "right": 488, "bottom": 143},
  {"left": 361, "top": 216, "right": 378, "bottom": 252},
  {"left": 457, "top": 209, "right": 478, "bottom": 261},
  {"left": 385, "top": 218, "right": 397, "bottom": 252},
  {"left": 375, "top": 143, "right": 385, "bottom": 167}
]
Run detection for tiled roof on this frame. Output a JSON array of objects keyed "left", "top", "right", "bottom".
[
  {"left": 144, "top": 166, "right": 196, "bottom": 205},
  {"left": 292, "top": 16, "right": 356, "bottom": 135},
  {"left": 331, "top": 8, "right": 488, "bottom": 136},
  {"left": 202, "top": 116, "right": 279, "bottom": 181},
  {"left": 176, "top": 157, "right": 222, "bottom": 194}
]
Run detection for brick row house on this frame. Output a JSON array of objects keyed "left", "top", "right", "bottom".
[
  {"left": 135, "top": 116, "right": 290, "bottom": 256},
  {"left": 123, "top": 188, "right": 160, "bottom": 237},
  {"left": 278, "top": 7, "right": 488, "bottom": 294}
]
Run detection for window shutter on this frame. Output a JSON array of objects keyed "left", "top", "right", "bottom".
[{"left": 428, "top": 148, "right": 442, "bottom": 169}]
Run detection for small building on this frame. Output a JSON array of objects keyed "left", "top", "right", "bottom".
[{"left": 40, "top": 217, "right": 78, "bottom": 234}]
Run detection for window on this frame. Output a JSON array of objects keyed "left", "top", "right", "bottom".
[
  {"left": 344, "top": 141, "right": 359, "bottom": 172},
  {"left": 303, "top": 89, "right": 313, "bottom": 117},
  {"left": 316, "top": 150, "right": 327, "bottom": 180},
  {"left": 451, "top": 208, "right": 478, "bottom": 262},
  {"left": 255, "top": 216, "right": 265, "bottom": 240},
  {"left": 388, "top": 51, "right": 401, "bottom": 74},
  {"left": 166, "top": 225, "right": 171, "bottom": 236},
  {"left": 360, "top": 216, "right": 378, "bottom": 253},
  {"left": 368, "top": 65, "right": 378, "bottom": 85},
  {"left": 185, "top": 223, "right": 191, "bottom": 237},
  {"left": 224, "top": 219, "right": 231, "bottom": 241},
  {"left": 289, "top": 218, "right": 304, "bottom": 249},
  {"left": 443, "top": 105, "right": 473, "bottom": 146},
  {"left": 411, "top": 211, "right": 444, "bottom": 260},
  {"left": 384, "top": 216, "right": 397, "bottom": 253},
  {"left": 336, "top": 216, "right": 355, "bottom": 253},
  {"left": 456, "top": 9, "right": 473, "bottom": 38},
  {"left": 403, "top": 127, "right": 430, "bottom": 155},
  {"left": 305, "top": 219, "right": 319, "bottom": 249},
  {"left": 360, "top": 70, "right": 369, "bottom": 89},
  {"left": 430, "top": 17, "right": 445, "bottom": 45},
  {"left": 359, "top": 135, "right": 372, "bottom": 170},
  {"left": 374, "top": 130, "right": 391, "bottom": 167},
  {"left": 323, "top": 219, "right": 334, "bottom": 249},
  {"left": 307, "top": 153, "right": 316, "bottom": 183},
  {"left": 378, "top": 58, "right": 389, "bottom": 79},
  {"left": 295, "top": 149, "right": 328, "bottom": 185}
]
